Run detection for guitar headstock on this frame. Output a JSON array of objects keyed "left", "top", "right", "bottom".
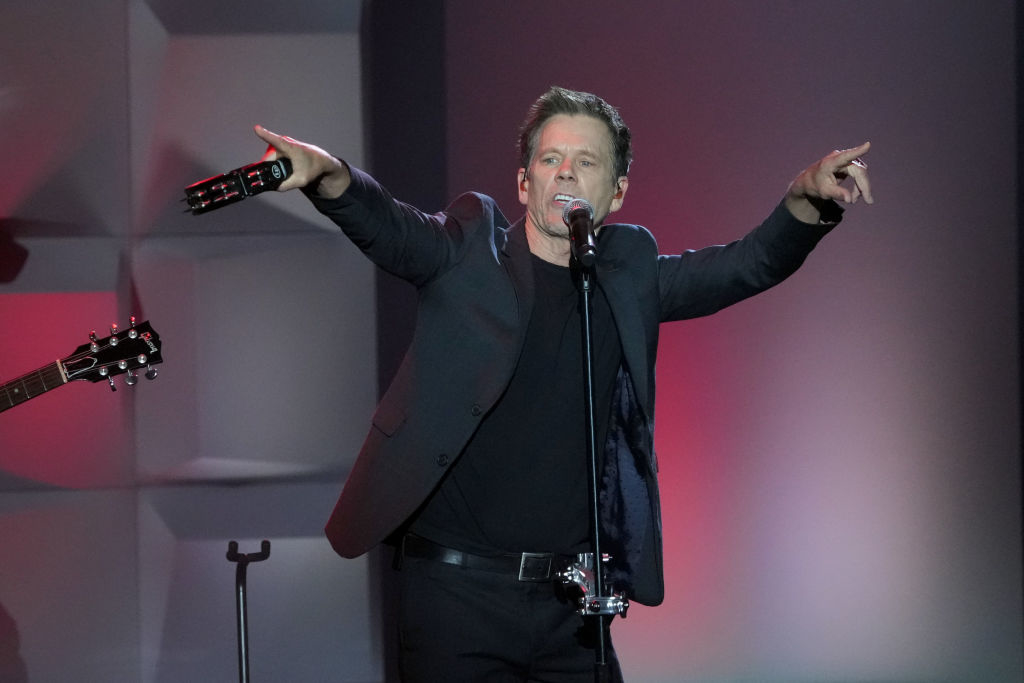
[{"left": 62, "top": 318, "right": 163, "bottom": 390}]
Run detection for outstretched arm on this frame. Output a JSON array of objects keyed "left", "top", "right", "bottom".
[{"left": 251, "top": 125, "right": 501, "bottom": 287}]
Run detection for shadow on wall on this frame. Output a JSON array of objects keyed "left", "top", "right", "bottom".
[
  {"left": 0, "top": 224, "right": 29, "bottom": 283},
  {"left": 0, "top": 601, "right": 28, "bottom": 683}
]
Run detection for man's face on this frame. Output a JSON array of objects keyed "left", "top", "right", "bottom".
[{"left": 518, "top": 114, "right": 628, "bottom": 245}]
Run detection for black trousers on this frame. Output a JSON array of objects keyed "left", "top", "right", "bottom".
[{"left": 396, "top": 554, "right": 623, "bottom": 682}]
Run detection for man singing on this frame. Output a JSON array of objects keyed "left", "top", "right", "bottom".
[{"left": 254, "top": 86, "right": 872, "bottom": 682}]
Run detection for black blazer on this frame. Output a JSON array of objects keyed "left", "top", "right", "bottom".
[{"left": 312, "top": 167, "right": 836, "bottom": 606}]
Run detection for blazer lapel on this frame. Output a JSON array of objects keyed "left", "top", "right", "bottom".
[
  {"left": 500, "top": 219, "right": 535, "bottom": 353},
  {"left": 596, "top": 259, "right": 652, "bottom": 419}
]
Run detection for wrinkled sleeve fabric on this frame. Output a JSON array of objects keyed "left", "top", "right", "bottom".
[
  {"left": 306, "top": 165, "right": 499, "bottom": 288},
  {"left": 656, "top": 200, "right": 840, "bottom": 322}
]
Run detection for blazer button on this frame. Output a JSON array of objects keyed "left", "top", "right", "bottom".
[
  {"left": 436, "top": 454, "right": 449, "bottom": 467},
  {"left": 470, "top": 404, "right": 482, "bottom": 417}
]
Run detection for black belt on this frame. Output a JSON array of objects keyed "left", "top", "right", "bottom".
[{"left": 400, "top": 535, "right": 573, "bottom": 582}]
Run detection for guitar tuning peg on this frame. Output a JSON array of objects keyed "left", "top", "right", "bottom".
[
  {"left": 128, "top": 316, "right": 139, "bottom": 339},
  {"left": 145, "top": 365, "right": 159, "bottom": 381},
  {"left": 108, "top": 377, "right": 117, "bottom": 392},
  {"left": 89, "top": 330, "right": 99, "bottom": 353},
  {"left": 125, "top": 369, "right": 138, "bottom": 386}
]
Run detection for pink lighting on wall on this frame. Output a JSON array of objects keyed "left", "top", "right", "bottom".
[{"left": 0, "top": 292, "right": 135, "bottom": 489}]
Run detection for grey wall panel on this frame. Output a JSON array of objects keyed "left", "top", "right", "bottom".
[
  {"left": 131, "top": 233, "right": 376, "bottom": 481},
  {"left": 0, "top": 0, "right": 377, "bottom": 680}
]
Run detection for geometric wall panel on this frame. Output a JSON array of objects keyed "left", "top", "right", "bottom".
[
  {"left": 130, "top": 7, "right": 365, "bottom": 238},
  {"left": 1, "top": 1, "right": 129, "bottom": 232},
  {"left": 1, "top": 0, "right": 378, "bottom": 679},
  {"left": 131, "top": 232, "right": 376, "bottom": 482},
  {"left": 145, "top": 0, "right": 359, "bottom": 35},
  {"left": 0, "top": 237, "right": 123, "bottom": 294},
  {"left": 0, "top": 490, "right": 140, "bottom": 682},
  {"left": 138, "top": 482, "right": 381, "bottom": 683}
]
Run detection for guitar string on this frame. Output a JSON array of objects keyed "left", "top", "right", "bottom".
[
  {"left": 1, "top": 326, "right": 159, "bottom": 389},
  {"left": 2, "top": 345, "right": 128, "bottom": 387}
]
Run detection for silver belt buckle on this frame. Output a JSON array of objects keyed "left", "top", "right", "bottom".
[{"left": 518, "top": 552, "right": 553, "bottom": 582}]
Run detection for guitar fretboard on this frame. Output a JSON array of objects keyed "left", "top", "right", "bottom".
[{"left": 0, "top": 362, "right": 65, "bottom": 413}]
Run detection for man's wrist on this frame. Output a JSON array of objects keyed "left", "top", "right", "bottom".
[
  {"left": 308, "top": 156, "right": 352, "bottom": 199},
  {"left": 784, "top": 193, "right": 842, "bottom": 225}
]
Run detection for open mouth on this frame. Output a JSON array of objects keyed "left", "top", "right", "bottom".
[{"left": 554, "top": 193, "right": 577, "bottom": 205}]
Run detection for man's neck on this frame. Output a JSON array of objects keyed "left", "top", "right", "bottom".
[{"left": 524, "top": 221, "right": 572, "bottom": 266}]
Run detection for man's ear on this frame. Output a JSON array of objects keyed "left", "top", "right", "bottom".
[
  {"left": 609, "top": 176, "right": 629, "bottom": 213},
  {"left": 517, "top": 168, "right": 529, "bottom": 205}
]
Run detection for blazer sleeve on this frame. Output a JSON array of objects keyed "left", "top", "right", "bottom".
[
  {"left": 656, "top": 200, "right": 839, "bottom": 321},
  {"left": 305, "top": 166, "right": 504, "bottom": 287}
]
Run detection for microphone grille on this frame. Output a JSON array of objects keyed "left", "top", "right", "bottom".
[{"left": 562, "top": 198, "right": 594, "bottom": 224}]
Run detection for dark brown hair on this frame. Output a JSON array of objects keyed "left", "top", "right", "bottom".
[{"left": 517, "top": 86, "right": 633, "bottom": 180}]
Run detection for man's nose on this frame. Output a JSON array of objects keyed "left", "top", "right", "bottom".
[{"left": 557, "top": 160, "right": 576, "bottom": 181}]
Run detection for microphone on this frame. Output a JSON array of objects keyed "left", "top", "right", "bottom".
[
  {"left": 562, "top": 198, "right": 597, "bottom": 268},
  {"left": 183, "top": 158, "right": 292, "bottom": 215}
]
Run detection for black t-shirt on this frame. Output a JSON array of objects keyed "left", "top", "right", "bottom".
[{"left": 409, "top": 255, "right": 623, "bottom": 554}]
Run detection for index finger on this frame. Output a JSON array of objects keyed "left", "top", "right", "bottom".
[{"left": 827, "top": 141, "right": 871, "bottom": 170}]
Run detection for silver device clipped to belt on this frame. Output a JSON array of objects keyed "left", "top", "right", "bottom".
[{"left": 557, "top": 552, "right": 629, "bottom": 617}]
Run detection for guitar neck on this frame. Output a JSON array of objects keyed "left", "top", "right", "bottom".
[{"left": 0, "top": 361, "right": 67, "bottom": 413}]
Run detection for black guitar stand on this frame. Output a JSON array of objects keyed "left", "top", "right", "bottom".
[{"left": 226, "top": 540, "right": 271, "bottom": 683}]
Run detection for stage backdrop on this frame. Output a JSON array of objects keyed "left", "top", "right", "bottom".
[
  {"left": 439, "top": 1, "right": 1021, "bottom": 682},
  {"left": 0, "top": 1, "right": 1019, "bottom": 682}
]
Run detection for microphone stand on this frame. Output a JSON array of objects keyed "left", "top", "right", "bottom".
[
  {"left": 572, "top": 253, "right": 624, "bottom": 683},
  {"left": 560, "top": 200, "right": 627, "bottom": 681}
]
